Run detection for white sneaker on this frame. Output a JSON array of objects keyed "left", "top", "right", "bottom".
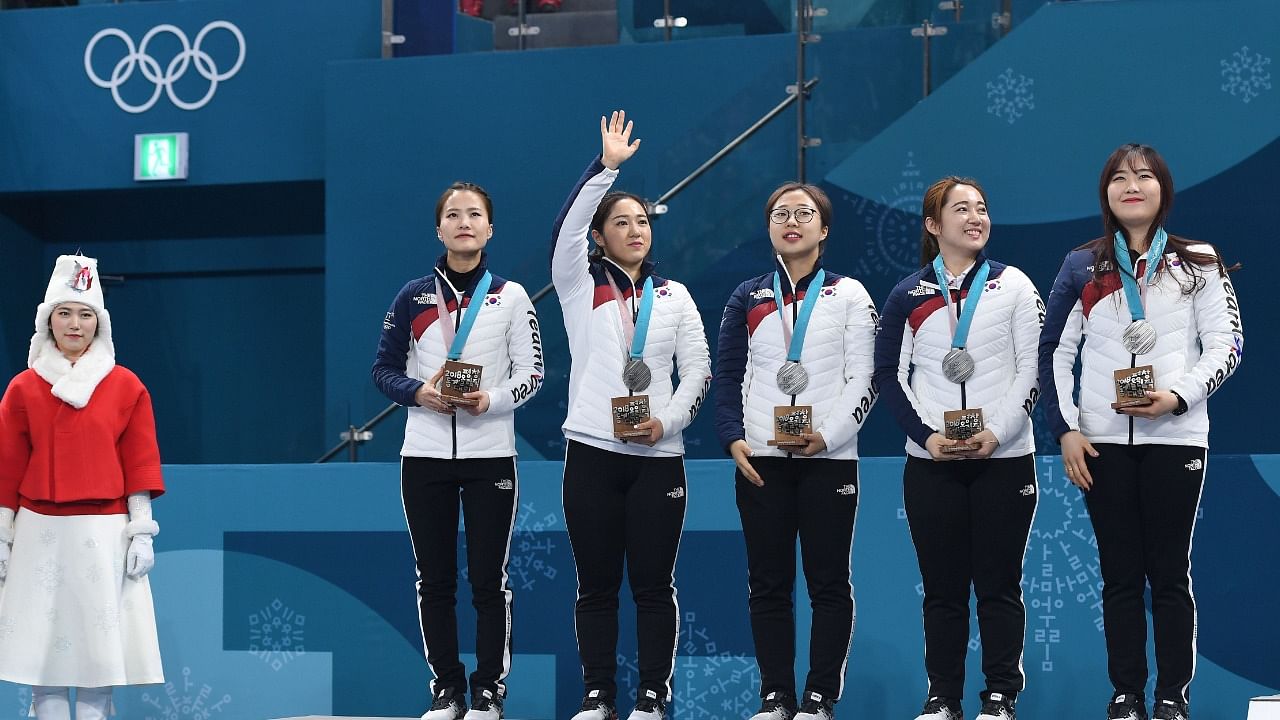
[
  {"left": 915, "top": 696, "right": 963, "bottom": 720},
  {"left": 465, "top": 688, "right": 503, "bottom": 720},
  {"left": 750, "top": 691, "right": 798, "bottom": 720},
  {"left": 422, "top": 687, "right": 467, "bottom": 720},
  {"left": 571, "top": 690, "right": 618, "bottom": 720},
  {"left": 628, "top": 689, "right": 666, "bottom": 720},
  {"left": 974, "top": 692, "right": 1014, "bottom": 720},
  {"left": 794, "top": 691, "right": 835, "bottom": 720}
]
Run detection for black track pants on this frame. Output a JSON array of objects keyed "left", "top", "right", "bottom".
[
  {"left": 562, "top": 440, "right": 688, "bottom": 703},
  {"left": 735, "top": 456, "right": 859, "bottom": 702},
  {"left": 402, "top": 455, "right": 519, "bottom": 699},
  {"left": 903, "top": 454, "right": 1037, "bottom": 700},
  {"left": 1084, "top": 443, "right": 1206, "bottom": 704}
]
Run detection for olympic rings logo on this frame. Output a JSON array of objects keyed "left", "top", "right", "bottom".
[{"left": 84, "top": 21, "right": 246, "bottom": 114}]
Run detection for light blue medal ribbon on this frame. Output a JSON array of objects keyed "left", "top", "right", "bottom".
[
  {"left": 1112, "top": 228, "right": 1167, "bottom": 354},
  {"left": 434, "top": 270, "right": 492, "bottom": 360},
  {"left": 932, "top": 256, "right": 990, "bottom": 383},
  {"left": 606, "top": 270, "right": 655, "bottom": 391},
  {"left": 772, "top": 267, "right": 825, "bottom": 395}
]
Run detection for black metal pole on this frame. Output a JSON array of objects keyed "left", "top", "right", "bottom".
[
  {"left": 663, "top": 0, "right": 672, "bottom": 42},
  {"left": 518, "top": 0, "right": 527, "bottom": 51},
  {"left": 315, "top": 402, "right": 404, "bottom": 463},
  {"left": 923, "top": 22, "right": 932, "bottom": 98},
  {"left": 796, "top": 0, "right": 808, "bottom": 182}
]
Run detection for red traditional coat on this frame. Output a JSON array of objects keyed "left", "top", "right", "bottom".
[{"left": 0, "top": 366, "right": 164, "bottom": 515}]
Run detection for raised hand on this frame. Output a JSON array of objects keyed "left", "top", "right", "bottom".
[{"left": 600, "top": 110, "right": 641, "bottom": 170}]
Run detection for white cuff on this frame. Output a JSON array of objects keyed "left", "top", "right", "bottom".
[{"left": 126, "top": 519, "right": 159, "bottom": 537}]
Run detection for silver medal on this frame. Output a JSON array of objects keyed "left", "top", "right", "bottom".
[
  {"left": 776, "top": 360, "right": 810, "bottom": 395},
  {"left": 622, "top": 357, "right": 652, "bottom": 392},
  {"left": 942, "top": 348, "right": 975, "bottom": 384},
  {"left": 1121, "top": 319, "right": 1157, "bottom": 355}
]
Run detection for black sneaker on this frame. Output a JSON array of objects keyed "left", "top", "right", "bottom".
[
  {"left": 422, "top": 687, "right": 467, "bottom": 720},
  {"left": 1108, "top": 693, "right": 1148, "bottom": 720},
  {"left": 974, "top": 692, "right": 1015, "bottom": 720},
  {"left": 794, "top": 691, "right": 835, "bottom": 720},
  {"left": 571, "top": 691, "right": 619, "bottom": 720},
  {"left": 1151, "top": 700, "right": 1189, "bottom": 720},
  {"left": 751, "top": 691, "right": 798, "bottom": 720},
  {"left": 915, "top": 696, "right": 963, "bottom": 720},
  {"left": 465, "top": 688, "right": 504, "bottom": 720},
  {"left": 627, "top": 689, "right": 666, "bottom": 720}
]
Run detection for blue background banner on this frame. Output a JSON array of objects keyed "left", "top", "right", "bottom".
[{"left": 0, "top": 457, "right": 1270, "bottom": 720}]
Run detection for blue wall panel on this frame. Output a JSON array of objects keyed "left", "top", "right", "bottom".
[
  {"left": 0, "top": 457, "right": 1270, "bottom": 719},
  {"left": 0, "top": 0, "right": 380, "bottom": 191}
]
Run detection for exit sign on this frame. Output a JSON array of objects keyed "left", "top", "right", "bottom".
[{"left": 134, "top": 132, "right": 189, "bottom": 181}]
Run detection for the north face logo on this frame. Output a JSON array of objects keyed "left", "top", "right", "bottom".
[
  {"left": 667, "top": 487, "right": 685, "bottom": 499},
  {"left": 750, "top": 288, "right": 775, "bottom": 300},
  {"left": 836, "top": 484, "right": 856, "bottom": 496},
  {"left": 1020, "top": 484, "right": 1035, "bottom": 496},
  {"left": 1185, "top": 459, "right": 1203, "bottom": 471},
  {"left": 495, "top": 479, "right": 514, "bottom": 490},
  {"left": 907, "top": 284, "right": 935, "bottom": 297}
]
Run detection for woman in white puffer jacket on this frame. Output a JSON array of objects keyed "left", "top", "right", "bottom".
[
  {"left": 713, "top": 180, "right": 878, "bottom": 720},
  {"left": 1038, "top": 144, "right": 1243, "bottom": 720},
  {"left": 551, "top": 111, "right": 710, "bottom": 720},
  {"left": 874, "top": 176, "right": 1044, "bottom": 720}
]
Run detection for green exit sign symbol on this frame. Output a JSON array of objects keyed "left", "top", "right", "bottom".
[{"left": 134, "top": 132, "right": 188, "bottom": 181}]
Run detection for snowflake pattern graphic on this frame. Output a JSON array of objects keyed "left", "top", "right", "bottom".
[
  {"left": 986, "top": 68, "right": 1035, "bottom": 124},
  {"left": 95, "top": 603, "right": 121, "bottom": 634},
  {"left": 36, "top": 558, "right": 65, "bottom": 593},
  {"left": 619, "top": 611, "right": 761, "bottom": 720},
  {"left": 0, "top": 616, "right": 14, "bottom": 642},
  {"left": 53, "top": 636, "right": 72, "bottom": 653},
  {"left": 1221, "top": 46, "right": 1272, "bottom": 103},
  {"left": 248, "top": 598, "right": 306, "bottom": 671},
  {"left": 85, "top": 562, "right": 104, "bottom": 584},
  {"left": 38, "top": 529, "right": 57, "bottom": 546},
  {"left": 143, "top": 666, "right": 232, "bottom": 720}
]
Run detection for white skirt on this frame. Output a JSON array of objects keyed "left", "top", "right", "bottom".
[{"left": 0, "top": 509, "right": 163, "bottom": 687}]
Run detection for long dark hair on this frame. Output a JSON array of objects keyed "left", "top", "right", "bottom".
[
  {"left": 919, "top": 176, "right": 986, "bottom": 268},
  {"left": 1080, "top": 144, "right": 1236, "bottom": 293},
  {"left": 588, "top": 191, "right": 650, "bottom": 262}
]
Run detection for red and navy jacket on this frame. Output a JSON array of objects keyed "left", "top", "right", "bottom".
[
  {"left": 1038, "top": 242, "right": 1242, "bottom": 447},
  {"left": 874, "top": 253, "right": 1043, "bottom": 459},
  {"left": 714, "top": 258, "right": 879, "bottom": 460}
]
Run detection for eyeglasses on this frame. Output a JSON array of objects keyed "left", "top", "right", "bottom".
[{"left": 769, "top": 207, "right": 817, "bottom": 224}]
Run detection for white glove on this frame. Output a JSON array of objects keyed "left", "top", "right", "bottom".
[
  {"left": 126, "top": 533, "right": 154, "bottom": 579},
  {"left": 0, "top": 507, "right": 13, "bottom": 583},
  {"left": 125, "top": 492, "right": 159, "bottom": 580}
]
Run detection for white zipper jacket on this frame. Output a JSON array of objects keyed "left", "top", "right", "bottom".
[
  {"left": 1038, "top": 241, "right": 1244, "bottom": 447},
  {"left": 372, "top": 253, "right": 544, "bottom": 459},
  {"left": 874, "top": 254, "right": 1044, "bottom": 459},
  {"left": 714, "top": 259, "right": 879, "bottom": 460},
  {"left": 550, "top": 157, "right": 711, "bottom": 458}
]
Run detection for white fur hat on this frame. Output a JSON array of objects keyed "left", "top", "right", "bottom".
[{"left": 28, "top": 254, "right": 115, "bottom": 369}]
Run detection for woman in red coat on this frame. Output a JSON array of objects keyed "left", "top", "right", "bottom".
[{"left": 0, "top": 255, "right": 165, "bottom": 720}]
